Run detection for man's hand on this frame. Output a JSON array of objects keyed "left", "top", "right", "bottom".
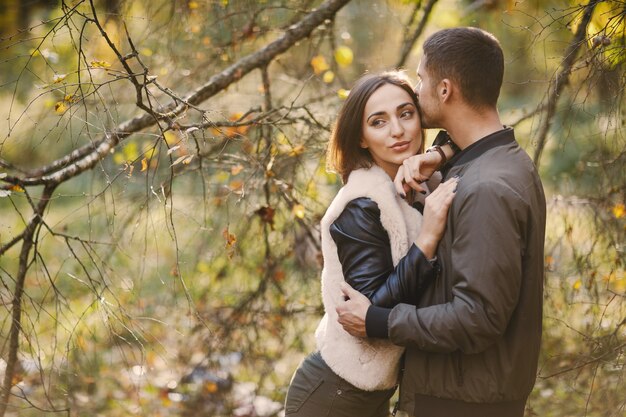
[{"left": 336, "top": 282, "right": 371, "bottom": 338}]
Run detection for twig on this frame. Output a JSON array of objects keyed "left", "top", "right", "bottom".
[
  {"left": 532, "top": 0, "right": 600, "bottom": 166},
  {"left": 1, "top": 0, "right": 352, "bottom": 188},
  {"left": 396, "top": 0, "right": 439, "bottom": 68}
]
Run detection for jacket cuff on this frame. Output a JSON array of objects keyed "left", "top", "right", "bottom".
[{"left": 366, "top": 305, "right": 391, "bottom": 338}]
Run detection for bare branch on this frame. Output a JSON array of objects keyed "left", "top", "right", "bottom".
[
  {"left": 0, "top": 184, "right": 56, "bottom": 417},
  {"left": 396, "top": 0, "right": 439, "bottom": 68},
  {"left": 2, "top": 0, "right": 352, "bottom": 188},
  {"left": 532, "top": 0, "right": 601, "bottom": 166}
]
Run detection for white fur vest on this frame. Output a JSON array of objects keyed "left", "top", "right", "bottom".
[{"left": 314, "top": 165, "right": 423, "bottom": 391}]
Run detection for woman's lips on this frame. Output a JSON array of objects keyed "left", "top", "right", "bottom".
[{"left": 390, "top": 141, "right": 410, "bottom": 152}]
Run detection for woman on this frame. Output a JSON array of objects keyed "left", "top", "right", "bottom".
[{"left": 285, "top": 72, "right": 456, "bottom": 416}]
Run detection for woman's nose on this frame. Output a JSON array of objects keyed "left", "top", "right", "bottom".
[{"left": 390, "top": 118, "right": 404, "bottom": 137}]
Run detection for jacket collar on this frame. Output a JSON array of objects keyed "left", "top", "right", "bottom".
[{"left": 442, "top": 127, "right": 515, "bottom": 179}]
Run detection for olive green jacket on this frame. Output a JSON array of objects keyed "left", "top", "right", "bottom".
[{"left": 385, "top": 128, "right": 546, "bottom": 417}]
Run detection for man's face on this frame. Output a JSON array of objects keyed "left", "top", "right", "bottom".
[{"left": 415, "top": 57, "right": 442, "bottom": 129}]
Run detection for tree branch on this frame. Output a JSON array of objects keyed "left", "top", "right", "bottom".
[
  {"left": 396, "top": 0, "right": 439, "bottom": 68},
  {"left": 2, "top": 0, "right": 352, "bottom": 188},
  {"left": 532, "top": 0, "right": 600, "bottom": 166},
  {"left": 0, "top": 184, "right": 56, "bottom": 417}
]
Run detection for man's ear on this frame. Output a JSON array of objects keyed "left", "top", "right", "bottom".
[{"left": 439, "top": 79, "right": 452, "bottom": 102}]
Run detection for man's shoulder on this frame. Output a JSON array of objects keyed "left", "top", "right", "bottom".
[{"left": 469, "top": 142, "right": 539, "bottom": 184}]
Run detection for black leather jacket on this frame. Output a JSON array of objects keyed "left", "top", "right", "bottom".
[{"left": 329, "top": 197, "right": 438, "bottom": 311}]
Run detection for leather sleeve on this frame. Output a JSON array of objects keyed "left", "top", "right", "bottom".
[{"left": 329, "top": 198, "right": 438, "bottom": 309}]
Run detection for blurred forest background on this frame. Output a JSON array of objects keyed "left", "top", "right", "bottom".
[{"left": 0, "top": 0, "right": 623, "bottom": 416}]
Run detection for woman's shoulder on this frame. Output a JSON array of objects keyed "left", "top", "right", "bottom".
[
  {"left": 347, "top": 165, "right": 391, "bottom": 187},
  {"left": 330, "top": 197, "right": 386, "bottom": 241},
  {"left": 340, "top": 197, "right": 381, "bottom": 220}
]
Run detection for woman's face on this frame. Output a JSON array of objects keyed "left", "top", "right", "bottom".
[{"left": 360, "top": 83, "right": 422, "bottom": 178}]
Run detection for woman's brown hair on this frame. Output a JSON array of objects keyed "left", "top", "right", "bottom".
[{"left": 327, "top": 71, "right": 423, "bottom": 183}]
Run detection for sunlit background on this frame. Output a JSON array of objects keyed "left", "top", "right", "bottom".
[{"left": 0, "top": 1, "right": 624, "bottom": 416}]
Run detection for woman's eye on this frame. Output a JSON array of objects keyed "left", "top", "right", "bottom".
[
  {"left": 371, "top": 119, "right": 385, "bottom": 127},
  {"left": 401, "top": 110, "right": 414, "bottom": 119}
]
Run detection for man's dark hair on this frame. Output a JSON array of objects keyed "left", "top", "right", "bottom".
[{"left": 423, "top": 27, "right": 504, "bottom": 108}]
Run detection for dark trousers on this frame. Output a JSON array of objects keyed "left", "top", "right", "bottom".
[{"left": 285, "top": 351, "right": 396, "bottom": 417}]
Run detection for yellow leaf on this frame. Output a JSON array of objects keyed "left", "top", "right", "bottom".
[
  {"left": 52, "top": 73, "right": 67, "bottom": 83},
  {"left": 163, "top": 131, "right": 180, "bottom": 145},
  {"left": 10, "top": 185, "right": 25, "bottom": 193},
  {"left": 76, "top": 335, "right": 86, "bottom": 350},
  {"left": 229, "top": 180, "right": 243, "bottom": 191},
  {"left": 310, "top": 55, "right": 330, "bottom": 75},
  {"left": 573, "top": 279, "right": 582, "bottom": 290},
  {"left": 612, "top": 203, "right": 625, "bottom": 219},
  {"left": 64, "top": 94, "right": 78, "bottom": 103},
  {"left": 222, "top": 227, "right": 236, "bottom": 248},
  {"left": 140, "top": 48, "right": 153, "bottom": 57},
  {"left": 334, "top": 46, "right": 353, "bottom": 67},
  {"left": 113, "top": 153, "right": 125, "bottom": 165},
  {"left": 196, "top": 261, "right": 210, "bottom": 273},
  {"left": 337, "top": 89, "right": 350, "bottom": 100},
  {"left": 292, "top": 204, "right": 305, "bottom": 219},
  {"left": 188, "top": 1, "right": 199, "bottom": 9},
  {"left": 306, "top": 181, "right": 318, "bottom": 200},
  {"left": 231, "top": 164, "right": 244, "bottom": 175},
  {"left": 90, "top": 60, "right": 111, "bottom": 68},
  {"left": 323, "top": 71, "right": 335, "bottom": 83},
  {"left": 141, "top": 158, "right": 148, "bottom": 172},
  {"left": 289, "top": 144, "right": 305, "bottom": 157},
  {"left": 215, "top": 171, "right": 230, "bottom": 183},
  {"left": 123, "top": 142, "right": 139, "bottom": 161},
  {"left": 54, "top": 101, "right": 67, "bottom": 114}
]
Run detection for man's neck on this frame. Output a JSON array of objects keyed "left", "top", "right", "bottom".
[{"left": 444, "top": 106, "right": 503, "bottom": 150}]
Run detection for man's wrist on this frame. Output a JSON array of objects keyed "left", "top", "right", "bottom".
[{"left": 426, "top": 144, "right": 447, "bottom": 166}]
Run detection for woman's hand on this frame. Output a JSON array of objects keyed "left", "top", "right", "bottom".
[
  {"left": 394, "top": 151, "right": 442, "bottom": 196},
  {"left": 414, "top": 176, "right": 458, "bottom": 259}
]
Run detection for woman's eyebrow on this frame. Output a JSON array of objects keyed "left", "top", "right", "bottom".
[
  {"left": 397, "top": 102, "right": 415, "bottom": 110},
  {"left": 366, "top": 111, "right": 386, "bottom": 122},
  {"left": 366, "top": 102, "right": 415, "bottom": 122}
]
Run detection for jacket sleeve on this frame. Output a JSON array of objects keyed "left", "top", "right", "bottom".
[
  {"left": 329, "top": 198, "right": 437, "bottom": 309},
  {"left": 387, "top": 180, "right": 529, "bottom": 353}
]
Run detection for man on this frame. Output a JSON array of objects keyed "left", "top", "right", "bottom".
[{"left": 336, "top": 27, "right": 546, "bottom": 417}]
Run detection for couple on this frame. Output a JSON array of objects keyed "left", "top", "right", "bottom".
[{"left": 285, "top": 27, "right": 546, "bottom": 417}]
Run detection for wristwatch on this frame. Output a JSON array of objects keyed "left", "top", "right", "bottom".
[{"left": 426, "top": 144, "right": 447, "bottom": 165}]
